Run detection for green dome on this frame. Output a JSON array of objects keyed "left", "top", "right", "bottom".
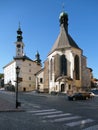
[{"left": 59, "top": 11, "right": 68, "bottom": 19}]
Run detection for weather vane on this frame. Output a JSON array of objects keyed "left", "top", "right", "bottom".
[
  {"left": 19, "top": 21, "right": 21, "bottom": 28},
  {"left": 62, "top": 2, "right": 65, "bottom": 11}
]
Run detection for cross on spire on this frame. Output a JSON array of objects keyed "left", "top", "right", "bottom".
[
  {"left": 19, "top": 21, "right": 21, "bottom": 29},
  {"left": 62, "top": 2, "right": 65, "bottom": 11}
]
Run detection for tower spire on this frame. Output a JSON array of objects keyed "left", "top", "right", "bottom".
[
  {"left": 59, "top": 10, "right": 68, "bottom": 33},
  {"left": 17, "top": 23, "right": 23, "bottom": 42},
  {"left": 35, "top": 51, "right": 41, "bottom": 65},
  {"left": 15, "top": 24, "right": 24, "bottom": 57}
]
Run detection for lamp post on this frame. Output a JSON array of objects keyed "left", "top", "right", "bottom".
[{"left": 16, "top": 66, "right": 20, "bottom": 108}]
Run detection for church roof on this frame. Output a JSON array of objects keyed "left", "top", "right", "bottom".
[{"left": 49, "top": 11, "right": 81, "bottom": 55}]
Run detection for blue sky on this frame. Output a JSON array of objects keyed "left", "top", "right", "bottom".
[{"left": 0, "top": 0, "right": 98, "bottom": 78}]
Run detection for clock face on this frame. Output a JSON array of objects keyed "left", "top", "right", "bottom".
[{"left": 17, "top": 44, "right": 21, "bottom": 48}]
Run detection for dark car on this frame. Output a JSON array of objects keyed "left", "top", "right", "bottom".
[
  {"left": 68, "top": 92, "right": 90, "bottom": 101},
  {"left": 91, "top": 89, "right": 98, "bottom": 95}
]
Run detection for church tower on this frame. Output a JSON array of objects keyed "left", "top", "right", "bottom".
[
  {"left": 35, "top": 51, "right": 41, "bottom": 65},
  {"left": 15, "top": 25, "right": 24, "bottom": 58}
]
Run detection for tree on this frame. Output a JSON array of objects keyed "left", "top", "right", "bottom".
[{"left": 0, "top": 73, "right": 4, "bottom": 79}]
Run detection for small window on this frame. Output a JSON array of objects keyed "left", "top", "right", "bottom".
[
  {"left": 56, "top": 85, "right": 58, "bottom": 90},
  {"left": 29, "top": 63, "right": 31, "bottom": 66},
  {"left": 29, "top": 77, "right": 31, "bottom": 80},
  {"left": 29, "top": 84, "right": 31, "bottom": 87},
  {"left": 40, "top": 78, "right": 43, "bottom": 83},
  {"left": 69, "top": 85, "right": 71, "bottom": 90},
  {"left": 18, "top": 49, "right": 20, "bottom": 52},
  {"left": 29, "top": 69, "right": 31, "bottom": 72}
]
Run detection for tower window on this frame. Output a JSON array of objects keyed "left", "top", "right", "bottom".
[
  {"left": 17, "top": 44, "right": 21, "bottom": 48},
  {"left": 17, "top": 49, "right": 20, "bottom": 52}
]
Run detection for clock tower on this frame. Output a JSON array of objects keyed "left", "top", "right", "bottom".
[{"left": 15, "top": 25, "right": 24, "bottom": 57}]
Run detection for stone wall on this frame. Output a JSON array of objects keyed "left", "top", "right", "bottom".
[
  {"left": 44, "top": 59, "right": 49, "bottom": 91},
  {"left": 81, "top": 56, "right": 91, "bottom": 90}
]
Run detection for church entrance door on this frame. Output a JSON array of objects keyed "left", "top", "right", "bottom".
[{"left": 61, "top": 84, "right": 65, "bottom": 92}]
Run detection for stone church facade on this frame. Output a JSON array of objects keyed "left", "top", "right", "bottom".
[{"left": 35, "top": 11, "right": 92, "bottom": 94}]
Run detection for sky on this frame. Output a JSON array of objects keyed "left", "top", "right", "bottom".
[{"left": 0, "top": 0, "right": 98, "bottom": 78}]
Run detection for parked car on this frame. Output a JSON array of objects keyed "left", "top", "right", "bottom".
[
  {"left": 89, "top": 92, "right": 95, "bottom": 98},
  {"left": 68, "top": 92, "right": 91, "bottom": 101},
  {"left": 50, "top": 91, "right": 58, "bottom": 95},
  {"left": 91, "top": 89, "right": 98, "bottom": 95}
]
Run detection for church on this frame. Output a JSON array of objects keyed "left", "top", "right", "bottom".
[
  {"left": 3, "top": 26, "right": 41, "bottom": 91},
  {"left": 35, "top": 11, "right": 92, "bottom": 94}
]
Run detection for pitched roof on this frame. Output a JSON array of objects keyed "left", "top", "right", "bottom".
[
  {"left": 35, "top": 68, "right": 44, "bottom": 76},
  {"left": 49, "top": 25, "right": 81, "bottom": 55}
]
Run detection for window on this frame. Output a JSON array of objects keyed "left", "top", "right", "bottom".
[
  {"left": 69, "top": 85, "right": 71, "bottom": 90},
  {"left": 50, "top": 59, "right": 52, "bottom": 80},
  {"left": 17, "top": 49, "right": 20, "bottom": 52},
  {"left": 60, "top": 55, "right": 67, "bottom": 75},
  {"left": 29, "top": 84, "right": 31, "bottom": 87},
  {"left": 74, "top": 55, "right": 80, "bottom": 80},
  {"left": 40, "top": 78, "right": 43, "bottom": 83},
  {"left": 29, "top": 63, "right": 31, "bottom": 66},
  {"left": 29, "top": 77, "right": 31, "bottom": 80},
  {"left": 29, "top": 69, "right": 31, "bottom": 72}
]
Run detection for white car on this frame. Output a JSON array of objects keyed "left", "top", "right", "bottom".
[{"left": 89, "top": 92, "right": 95, "bottom": 98}]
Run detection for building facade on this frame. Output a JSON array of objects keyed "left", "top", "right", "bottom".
[
  {"left": 35, "top": 11, "right": 92, "bottom": 94},
  {"left": 4, "top": 26, "right": 41, "bottom": 91}
]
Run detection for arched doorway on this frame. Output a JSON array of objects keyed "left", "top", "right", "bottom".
[
  {"left": 61, "top": 84, "right": 65, "bottom": 92},
  {"left": 23, "top": 87, "right": 26, "bottom": 92}
]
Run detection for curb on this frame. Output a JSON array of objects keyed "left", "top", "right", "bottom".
[{"left": 0, "top": 108, "right": 25, "bottom": 112}]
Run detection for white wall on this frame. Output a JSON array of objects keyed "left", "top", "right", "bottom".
[
  {"left": 4, "top": 61, "right": 16, "bottom": 86},
  {"left": 36, "top": 70, "right": 44, "bottom": 92},
  {"left": 4, "top": 59, "right": 41, "bottom": 91}
]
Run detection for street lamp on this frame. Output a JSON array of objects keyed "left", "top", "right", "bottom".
[{"left": 16, "top": 66, "right": 20, "bottom": 108}]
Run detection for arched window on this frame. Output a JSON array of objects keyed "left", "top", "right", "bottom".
[
  {"left": 60, "top": 55, "right": 67, "bottom": 75},
  {"left": 74, "top": 55, "right": 80, "bottom": 80},
  {"left": 50, "top": 59, "right": 52, "bottom": 80}
]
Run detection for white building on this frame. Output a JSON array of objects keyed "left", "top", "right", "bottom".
[{"left": 3, "top": 26, "right": 41, "bottom": 91}]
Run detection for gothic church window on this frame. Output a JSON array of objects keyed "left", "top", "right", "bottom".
[
  {"left": 40, "top": 78, "right": 43, "bottom": 83},
  {"left": 74, "top": 55, "right": 80, "bottom": 80},
  {"left": 50, "top": 59, "right": 52, "bottom": 80},
  {"left": 60, "top": 55, "right": 67, "bottom": 75}
]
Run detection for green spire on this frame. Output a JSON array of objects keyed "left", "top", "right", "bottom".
[
  {"left": 35, "top": 51, "right": 41, "bottom": 65},
  {"left": 17, "top": 23, "right": 23, "bottom": 42},
  {"left": 59, "top": 11, "right": 68, "bottom": 32}
]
